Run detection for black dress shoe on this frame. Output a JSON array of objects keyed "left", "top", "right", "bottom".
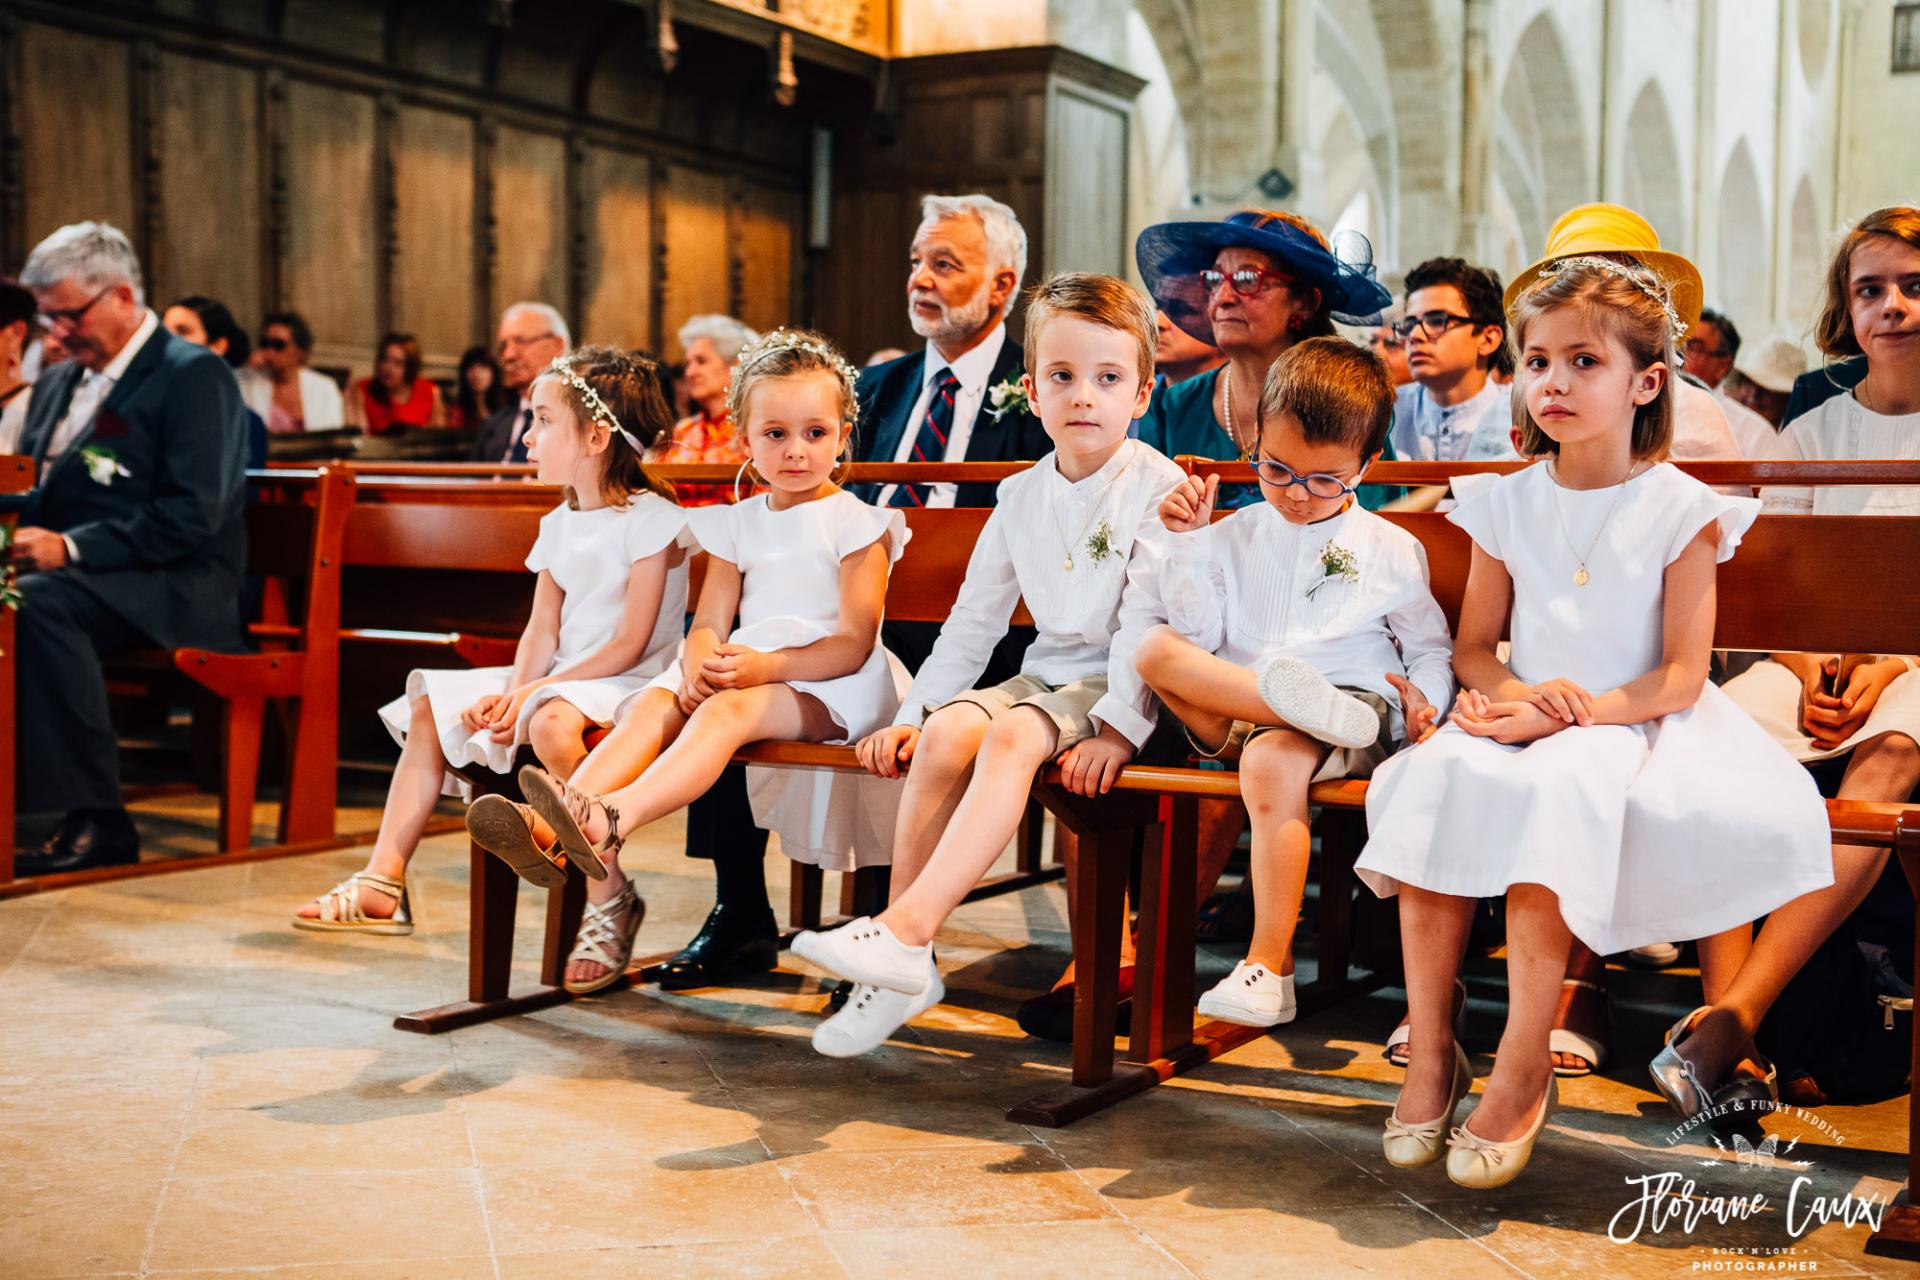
[
  {"left": 1014, "top": 967, "right": 1136, "bottom": 1043},
  {"left": 15, "top": 809, "right": 140, "bottom": 877},
  {"left": 647, "top": 901, "right": 778, "bottom": 990}
]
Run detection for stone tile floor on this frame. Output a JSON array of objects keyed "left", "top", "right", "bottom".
[{"left": 0, "top": 794, "right": 1911, "bottom": 1277}]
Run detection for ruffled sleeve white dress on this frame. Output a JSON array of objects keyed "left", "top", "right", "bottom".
[
  {"left": 379, "top": 493, "right": 692, "bottom": 796},
  {"left": 639, "top": 488, "right": 912, "bottom": 870},
  {"left": 1355, "top": 462, "right": 1834, "bottom": 954}
]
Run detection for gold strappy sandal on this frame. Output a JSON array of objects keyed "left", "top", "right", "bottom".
[
  {"left": 518, "top": 765, "right": 622, "bottom": 880},
  {"left": 467, "top": 794, "right": 573, "bottom": 887},
  {"left": 564, "top": 884, "right": 646, "bottom": 995},
  {"left": 292, "top": 871, "right": 413, "bottom": 935}
]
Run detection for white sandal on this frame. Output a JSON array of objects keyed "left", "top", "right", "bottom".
[
  {"left": 292, "top": 871, "right": 413, "bottom": 935},
  {"left": 564, "top": 883, "right": 644, "bottom": 995}
]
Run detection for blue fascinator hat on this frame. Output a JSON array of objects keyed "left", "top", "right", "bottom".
[{"left": 1136, "top": 211, "right": 1392, "bottom": 344}]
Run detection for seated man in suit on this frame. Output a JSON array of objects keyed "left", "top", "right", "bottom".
[
  {"left": 468, "top": 302, "right": 571, "bottom": 464},
  {"left": 13, "top": 221, "right": 248, "bottom": 874}
]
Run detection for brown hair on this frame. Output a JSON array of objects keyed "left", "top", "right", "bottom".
[
  {"left": 543, "top": 344, "right": 678, "bottom": 507},
  {"left": 1813, "top": 206, "right": 1920, "bottom": 359},
  {"left": 1256, "top": 335, "right": 1396, "bottom": 457},
  {"left": 1508, "top": 258, "right": 1676, "bottom": 461},
  {"left": 370, "top": 331, "right": 421, "bottom": 404},
  {"left": 1022, "top": 272, "right": 1158, "bottom": 383},
  {"left": 726, "top": 327, "right": 860, "bottom": 471},
  {"left": 1235, "top": 209, "right": 1338, "bottom": 340}
]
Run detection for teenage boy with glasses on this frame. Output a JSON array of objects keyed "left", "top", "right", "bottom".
[{"left": 1386, "top": 258, "right": 1515, "bottom": 465}]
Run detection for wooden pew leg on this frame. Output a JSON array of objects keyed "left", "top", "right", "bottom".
[
  {"left": 395, "top": 840, "right": 574, "bottom": 1033},
  {"left": 217, "top": 696, "right": 265, "bottom": 853},
  {"left": 790, "top": 863, "right": 824, "bottom": 930},
  {"left": 279, "top": 690, "right": 339, "bottom": 846},
  {"left": 1866, "top": 812, "right": 1920, "bottom": 1259},
  {"left": 1130, "top": 797, "right": 1202, "bottom": 1068}
]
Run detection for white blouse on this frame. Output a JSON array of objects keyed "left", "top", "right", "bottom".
[
  {"left": 1763, "top": 392, "right": 1920, "bottom": 515},
  {"left": 896, "top": 439, "right": 1187, "bottom": 746}
]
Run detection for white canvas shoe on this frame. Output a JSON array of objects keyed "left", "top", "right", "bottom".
[
  {"left": 790, "top": 916, "right": 933, "bottom": 995},
  {"left": 812, "top": 962, "right": 946, "bottom": 1058},
  {"left": 1256, "top": 656, "right": 1380, "bottom": 749},
  {"left": 1196, "top": 960, "right": 1297, "bottom": 1027}
]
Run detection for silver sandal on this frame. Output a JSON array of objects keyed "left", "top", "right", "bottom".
[
  {"left": 292, "top": 871, "right": 413, "bottom": 935},
  {"left": 1648, "top": 1005, "right": 1717, "bottom": 1120},
  {"left": 518, "top": 765, "right": 622, "bottom": 880},
  {"left": 564, "top": 883, "right": 645, "bottom": 995}
]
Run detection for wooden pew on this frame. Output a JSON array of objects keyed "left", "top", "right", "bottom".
[{"left": 0, "top": 455, "right": 34, "bottom": 886}]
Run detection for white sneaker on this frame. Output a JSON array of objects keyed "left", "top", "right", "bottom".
[
  {"left": 1629, "top": 941, "right": 1683, "bottom": 969},
  {"left": 1256, "top": 656, "right": 1380, "bottom": 750},
  {"left": 812, "top": 962, "right": 946, "bottom": 1058},
  {"left": 1197, "top": 960, "right": 1297, "bottom": 1027},
  {"left": 790, "top": 916, "right": 933, "bottom": 995}
]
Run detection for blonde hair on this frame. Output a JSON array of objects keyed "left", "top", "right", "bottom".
[
  {"left": 1022, "top": 272, "right": 1158, "bottom": 384},
  {"left": 1508, "top": 259, "right": 1676, "bottom": 461},
  {"left": 1813, "top": 206, "right": 1920, "bottom": 359},
  {"left": 725, "top": 327, "right": 861, "bottom": 480}
]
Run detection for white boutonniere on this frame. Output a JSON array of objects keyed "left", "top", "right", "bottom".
[
  {"left": 1083, "top": 519, "right": 1117, "bottom": 567},
  {"left": 80, "top": 446, "right": 131, "bottom": 487},
  {"left": 1305, "top": 542, "right": 1359, "bottom": 600},
  {"left": 986, "top": 373, "right": 1030, "bottom": 422}
]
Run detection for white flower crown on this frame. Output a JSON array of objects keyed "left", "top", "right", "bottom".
[
  {"left": 1534, "top": 254, "right": 1689, "bottom": 346},
  {"left": 727, "top": 327, "right": 862, "bottom": 426},
  {"left": 546, "top": 355, "right": 647, "bottom": 453}
]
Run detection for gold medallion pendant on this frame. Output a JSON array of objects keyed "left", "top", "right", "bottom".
[
  {"left": 1063, "top": 556, "right": 1074, "bottom": 571},
  {"left": 1574, "top": 567, "right": 1590, "bottom": 587}
]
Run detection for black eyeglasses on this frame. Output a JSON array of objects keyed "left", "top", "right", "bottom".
[
  {"left": 1392, "top": 310, "right": 1474, "bottom": 341},
  {"left": 1248, "top": 453, "right": 1360, "bottom": 500},
  {"left": 1199, "top": 266, "right": 1294, "bottom": 298},
  {"left": 260, "top": 337, "right": 291, "bottom": 351},
  {"left": 35, "top": 284, "right": 114, "bottom": 331}
]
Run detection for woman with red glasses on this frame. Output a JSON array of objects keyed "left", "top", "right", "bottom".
[{"left": 1132, "top": 209, "right": 1394, "bottom": 515}]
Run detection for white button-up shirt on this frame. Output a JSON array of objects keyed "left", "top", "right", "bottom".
[
  {"left": 1157, "top": 499, "right": 1455, "bottom": 743},
  {"left": 896, "top": 438, "right": 1187, "bottom": 746},
  {"left": 876, "top": 322, "right": 1008, "bottom": 510},
  {"left": 48, "top": 307, "right": 159, "bottom": 460},
  {"left": 1391, "top": 375, "right": 1512, "bottom": 463}
]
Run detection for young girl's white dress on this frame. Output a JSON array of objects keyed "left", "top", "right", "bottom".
[
  {"left": 1722, "top": 393, "right": 1920, "bottom": 763},
  {"left": 380, "top": 494, "right": 691, "bottom": 795},
  {"left": 1356, "top": 462, "right": 1833, "bottom": 954},
  {"left": 637, "top": 488, "right": 910, "bottom": 870}
]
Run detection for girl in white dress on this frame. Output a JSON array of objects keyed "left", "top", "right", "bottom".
[
  {"left": 295, "top": 347, "right": 689, "bottom": 934},
  {"left": 1357, "top": 258, "right": 1832, "bottom": 1189},
  {"left": 470, "top": 329, "right": 907, "bottom": 990}
]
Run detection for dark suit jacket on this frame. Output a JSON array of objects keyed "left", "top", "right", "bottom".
[
  {"left": 469, "top": 402, "right": 528, "bottom": 463},
  {"left": 853, "top": 333, "right": 1050, "bottom": 509},
  {"left": 17, "top": 330, "right": 248, "bottom": 651}
]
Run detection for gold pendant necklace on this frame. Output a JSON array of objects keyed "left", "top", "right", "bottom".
[
  {"left": 1054, "top": 445, "right": 1135, "bottom": 571},
  {"left": 1548, "top": 457, "right": 1642, "bottom": 587}
]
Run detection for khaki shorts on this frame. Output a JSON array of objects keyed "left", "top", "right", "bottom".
[
  {"left": 1186, "top": 687, "right": 1395, "bottom": 780},
  {"left": 936, "top": 673, "right": 1108, "bottom": 751}
]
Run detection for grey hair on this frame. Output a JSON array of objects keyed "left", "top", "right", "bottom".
[
  {"left": 918, "top": 193, "right": 1027, "bottom": 293},
  {"left": 676, "top": 314, "right": 759, "bottom": 363},
  {"left": 22, "top": 220, "right": 145, "bottom": 307},
  {"left": 502, "top": 300, "right": 571, "bottom": 349}
]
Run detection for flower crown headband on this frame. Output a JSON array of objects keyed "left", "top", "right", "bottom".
[
  {"left": 727, "top": 327, "right": 862, "bottom": 426},
  {"left": 1531, "top": 254, "right": 1689, "bottom": 347},
  {"left": 546, "top": 355, "right": 646, "bottom": 453}
]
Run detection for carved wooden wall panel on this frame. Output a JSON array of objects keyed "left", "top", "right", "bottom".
[
  {"left": 580, "top": 146, "right": 654, "bottom": 356},
  {"left": 736, "top": 181, "right": 800, "bottom": 338},
  {"left": 21, "top": 25, "right": 134, "bottom": 241},
  {"left": 1047, "top": 86, "right": 1130, "bottom": 275},
  {"left": 281, "top": 80, "right": 376, "bottom": 371},
  {"left": 153, "top": 51, "right": 261, "bottom": 331},
  {"left": 660, "top": 164, "right": 731, "bottom": 360},
  {"left": 492, "top": 125, "right": 570, "bottom": 334},
  {"left": 392, "top": 105, "right": 476, "bottom": 369}
]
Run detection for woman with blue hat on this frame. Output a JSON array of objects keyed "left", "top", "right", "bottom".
[{"left": 1134, "top": 208, "right": 1396, "bottom": 510}]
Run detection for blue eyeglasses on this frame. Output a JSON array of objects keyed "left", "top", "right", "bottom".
[{"left": 1248, "top": 454, "right": 1360, "bottom": 500}]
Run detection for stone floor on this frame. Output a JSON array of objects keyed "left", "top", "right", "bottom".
[{"left": 1, "top": 793, "right": 1912, "bottom": 1278}]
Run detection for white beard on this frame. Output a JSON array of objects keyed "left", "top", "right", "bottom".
[{"left": 908, "top": 277, "right": 993, "bottom": 345}]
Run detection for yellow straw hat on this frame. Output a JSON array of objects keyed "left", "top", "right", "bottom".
[{"left": 1504, "top": 203, "right": 1704, "bottom": 333}]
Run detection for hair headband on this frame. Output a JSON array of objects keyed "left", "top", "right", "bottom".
[
  {"left": 728, "top": 327, "right": 862, "bottom": 426},
  {"left": 546, "top": 355, "right": 646, "bottom": 453},
  {"left": 1533, "top": 255, "right": 1689, "bottom": 346}
]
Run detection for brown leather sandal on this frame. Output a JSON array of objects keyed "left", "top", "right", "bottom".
[
  {"left": 518, "top": 765, "right": 619, "bottom": 880},
  {"left": 466, "top": 794, "right": 569, "bottom": 888}
]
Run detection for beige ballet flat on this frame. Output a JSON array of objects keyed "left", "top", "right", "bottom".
[
  {"left": 1446, "top": 1076, "right": 1558, "bottom": 1190},
  {"left": 1383, "top": 1041, "right": 1472, "bottom": 1169},
  {"left": 292, "top": 871, "right": 413, "bottom": 935}
]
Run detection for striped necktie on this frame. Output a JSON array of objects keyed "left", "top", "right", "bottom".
[{"left": 890, "top": 368, "right": 962, "bottom": 507}]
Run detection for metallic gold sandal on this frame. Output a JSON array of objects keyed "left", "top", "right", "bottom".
[
  {"left": 518, "top": 765, "right": 621, "bottom": 880},
  {"left": 467, "top": 794, "right": 571, "bottom": 888},
  {"left": 563, "top": 884, "right": 645, "bottom": 995},
  {"left": 292, "top": 871, "right": 413, "bottom": 935}
]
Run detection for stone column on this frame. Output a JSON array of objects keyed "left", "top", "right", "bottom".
[{"left": 1456, "top": 0, "right": 1495, "bottom": 261}]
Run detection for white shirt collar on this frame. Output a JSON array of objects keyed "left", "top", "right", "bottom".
[
  {"left": 1048, "top": 438, "right": 1139, "bottom": 492},
  {"left": 924, "top": 321, "right": 1007, "bottom": 394},
  {"left": 96, "top": 308, "right": 159, "bottom": 385}
]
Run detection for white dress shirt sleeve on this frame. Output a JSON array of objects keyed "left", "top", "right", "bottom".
[
  {"left": 1090, "top": 502, "right": 1180, "bottom": 748},
  {"left": 1157, "top": 524, "right": 1227, "bottom": 654},
  {"left": 894, "top": 507, "right": 1024, "bottom": 725}
]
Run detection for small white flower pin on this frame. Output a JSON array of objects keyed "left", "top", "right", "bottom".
[
  {"left": 80, "top": 446, "right": 131, "bottom": 487},
  {"left": 1306, "top": 542, "right": 1359, "bottom": 600}
]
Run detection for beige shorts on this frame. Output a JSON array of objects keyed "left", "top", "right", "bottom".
[
  {"left": 936, "top": 673, "right": 1109, "bottom": 751},
  {"left": 1186, "top": 688, "right": 1395, "bottom": 780}
]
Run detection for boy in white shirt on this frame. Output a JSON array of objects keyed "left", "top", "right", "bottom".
[
  {"left": 1138, "top": 337, "right": 1454, "bottom": 1026},
  {"left": 793, "top": 272, "right": 1185, "bottom": 1055}
]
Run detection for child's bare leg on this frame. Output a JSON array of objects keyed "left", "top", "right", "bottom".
[
  {"left": 1471, "top": 883, "right": 1570, "bottom": 1141},
  {"left": 880, "top": 707, "right": 1060, "bottom": 947},
  {"left": 1239, "top": 729, "right": 1327, "bottom": 975},
  {"left": 566, "top": 686, "right": 835, "bottom": 847},
  {"left": 1394, "top": 885, "right": 1476, "bottom": 1123},
  {"left": 527, "top": 699, "right": 593, "bottom": 781},
  {"left": 887, "top": 704, "right": 992, "bottom": 903},
  {"left": 300, "top": 695, "right": 445, "bottom": 919},
  {"left": 1681, "top": 731, "right": 1919, "bottom": 1082},
  {"left": 560, "top": 689, "right": 686, "bottom": 988},
  {"left": 1135, "top": 624, "right": 1285, "bottom": 729}
]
